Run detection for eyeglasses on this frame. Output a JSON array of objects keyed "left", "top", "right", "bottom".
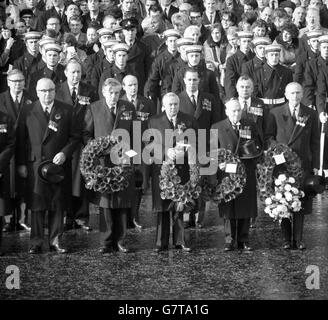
[
  {"left": 190, "top": 15, "right": 201, "bottom": 19},
  {"left": 37, "top": 88, "right": 55, "bottom": 93},
  {"left": 8, "top": 79, "right": 25, "bottom": 82}
]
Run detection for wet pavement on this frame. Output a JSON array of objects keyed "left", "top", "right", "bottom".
[{"left": 0, "top": 189, "right": 327, "bottom": 300}]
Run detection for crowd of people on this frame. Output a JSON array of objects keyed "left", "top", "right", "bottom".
[{"left": 0, "top": 0, "right": 327, "bottom": 256}]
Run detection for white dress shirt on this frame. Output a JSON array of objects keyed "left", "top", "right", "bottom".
[
  {"left": 41, "top": 102, "right": 54, "bottom": 114},
  {"left": 289, "top": 104, "right": 300, "bottom": 118},
  {"left": 68, "top": 83, "right": 79, "bottom": 97},
  {"left": 11, "top": 91, "right": 23, "bottom": 103},
  {"left": 187, "top": 90, "right": 199, "bottom": 105},
  {"left": 238, "top": 97, "right": 251, "bottom": 111}
]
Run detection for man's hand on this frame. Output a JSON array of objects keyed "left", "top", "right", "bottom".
[
  {"left": 219, "top": 162, "right": 226, "bottom": 170},
  {"left": 53, "top": 152, "right": 66, "bottom": 165},
  {"left": 319, "top": 112, "right": 328, "bottom": 124},
  {"left": 17, "top": 165, "right": 27, "bottom": 178},
  {"left": 313, "top": 168, "right": 319, "bottom": 175},
  {"left": 167, "top": 148, "right": 176, "bottom": 160},
  {"left": 5, "top": 37, "right": 15, "bottom": 50}
]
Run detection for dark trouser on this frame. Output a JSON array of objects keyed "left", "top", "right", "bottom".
[
  {"left": 128, "top": 188, "right": 142, "bottom": 226},
  {"left": 30, "top": 209, "right": 64, "bottom": 247},
  {"left": 189, "top": 198, "right": 206, "bottom": 224},
  {"left": 156, "top": 211, "right": 185, "bottom": 248},
  {"left": 224, "top": 218, "right": 250, "bottom": 244},
  {"left": 281, "top": 213, "right": 304, "bottom": 244},
  {"left": 100, "top": 208, "right": 128, "bottom": 248},
  {"left": 9, "top": 197, "right": 26, "bottom": 226},
  {"left": 66, "top": 195, "right": 90, "bottom": 225},
  {"left": 0, "top": 217, "right": 3, "bottom": 249}
]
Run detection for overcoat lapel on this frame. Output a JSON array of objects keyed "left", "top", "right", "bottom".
[{"left": 288, "top": 105, "right": 307, "bottom": 146}]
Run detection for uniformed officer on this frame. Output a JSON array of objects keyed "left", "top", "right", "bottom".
[
  {"left": 144, "top": 29, "right": 181, "bottom": 113},
  {"left": 121, "top": 17, "right": 150, "bottom": 95},
  {"left": 252, "top": 44, "right": 293, "bottom": 109},
  {"left": 98, "top": 43, "right": 137, "bottom": 98},
  {"left": 172, "top": 45, "right": 221, "bottom": 105},
  {"left": 241, "top": 37, "right": 271, "bottom": 78},
  {"left": 13, "top": 31, "right": 42, "bottom": 85},
  {"left": 28, "top": 43, "right": 66, "bottom": 101},
  {"left": 303, "top": 34, "right": 328, "bottom": 108},
  {"left": 294, "top": 30, "right": 322, "bottom": 85},
  {"left": 85, "top": 28, "right": 113, "bottom": 85},
  {"left": 90, "top": 39, "right": 119, "bottom": 92},
  {"left": 224, "top": 31, "right": 255, "bottom": 100}
]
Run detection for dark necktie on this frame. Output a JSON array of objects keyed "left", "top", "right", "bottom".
[
  {"left": 72, "top": 86, "right": 77, "bottom": 104},
  {"left": 232, "top": 123, "right": 239, "bottom": 136},
  {"left": 292, "top": 107, "right": 297, "bottom": 122},
  {"left": 170, "top": 117, "right": 176, "bottom": 130},
  {"left": 191, "top": 94, "right": 197, "bottom": 109},
  {"left": 14, "top": 96, "right": 20, "bottom": 113},
  {"left": 244, "top": 101, "right": 248, "bottom": 114},
  {"left": 45, "top": 106, "right": 50, "bottom": 121},
  {"left": 109, "top": 107, "right": 116, "bottom": 118},
  {"left": 58, "top": 9, "right": 62, "bottom": 18}
]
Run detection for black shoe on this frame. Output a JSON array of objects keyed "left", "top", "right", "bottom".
[
  {"left": 175, "top": 244, "right": 192, "bottom": 252},
  {"left": 154, "top": 246, "right": 168, "bottom": 253},
  {"left": 296, "top": 241, "right": 306, "bottom": 250},
  {"left": 116, "top": 243, "right": 129, "bottom": 253},
  {"left": 99, "top": 246, "right": 112, "bottom": 255},
  {"left": 238, "top": 242, "right": 253, "bottom": 251},
  {"left": 49, "top": 244, "right": 67, "bottom": 254},
  {"left": 283, "top": 242, "right": 291, "bottom": 250},
  {"left": 224, "top": 243, "right": 234, "bottom": 252},
  {"left": 184, "top": 221, "right": 196, "bottom": 229},
  {"left": 29, "top": 246, "right": 42, "bottom": 254},
  {"left": 2, "top": 223, "right": 14, "bottom": 232}
]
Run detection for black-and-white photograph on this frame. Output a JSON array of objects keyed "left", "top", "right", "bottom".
[{"left": 0, "top": 0, "right": 327, "bottom": 304}]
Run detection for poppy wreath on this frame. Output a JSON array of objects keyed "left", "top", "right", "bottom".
[
  {"left": 200, "top": 148, "right": 247, "bottom": 204},
  {"left": 256, "top": 143, "right": 304, "bottom": 202},
  {"left": 159, "top": 149, "right": 201, "bottom": 213},
  {"left": 80, "top": 135, "right": 133, "bottom": 193}
]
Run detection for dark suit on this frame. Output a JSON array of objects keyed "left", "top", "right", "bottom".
[
  {"left": 0, "top": 90, "right": 33, "bottom": 228},
  {"left": 303, "top": 56, "right": 328, "bottom": 107},
  {"left": 240, "top": 97, "right": 269, "bottom": 145},
  {"left": 36, "top": 6, "right": 68, "bottom": 33},
  {"left": 210, "top": 118, "right": 262, "bottom": 245},
  {"left": 83, "top": 99, "right": 136, "bottom": 249},
  {"left": 265, "top": 103, "right": 320, "bottom": 245},
  {"left": 121, "top": 94, "right": 155, "bottom": 227},
  {"left": 13, "top": 51, "right": 42, "bottom": 86},
  {"left": 81, "top": 12, "right": 104, "bottom": 33},
  {"left": 224, "top": 50, "right": 255, "bottom": 100},
  {"left": 241, "top": 56, "right": 266, "bottom": 79},
  {"left": 162, "top": 5, "right": 178, "bottom": 23},
  {"left": 147, "top": 111, "right": 198, "bottom": 249},
  {"left": 28, "top": 65, "right": 67, "bottom": 101},
  {"left": 252, "top": 63, "right": 293, "bottom": 108},
  {"left": 293, "top": 49, "right": 318, "bottom": 86},
  {"left": 56, "top": 81, "right": 98, "bottom": 226},
  {"left": 0, "top": 109, "right": 15, "bottom": 249},
  {"left": 178, "top": 90, "right": 223, "bottom": 226},
  {"left": 126, "top": 40, "right": 150, "bottom": 94},
  {"left": 16, "top": 100, "right": 80, "bottom": 247},
  {"left": 172, "top": 63, "right": 221, "bottom": 105}
]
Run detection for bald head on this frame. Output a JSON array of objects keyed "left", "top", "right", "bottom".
[
  {"left": 36, "top": 78, "right": 56, "bottom": 105},
  {"left": 122, "top": 75, "right": 138, "bottom": 99}
]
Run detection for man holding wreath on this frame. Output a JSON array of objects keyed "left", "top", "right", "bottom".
[{"left": 265, "top": 82, "right": 320, "bottom": 250}]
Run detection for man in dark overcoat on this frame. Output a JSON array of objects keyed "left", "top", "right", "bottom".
[
  {"left": 178, "top": 68, "right": 223, "bottom": 228},
  {"left": 146, "top": 92, "right": 198, "bottom": 252},
  {"left": 210, "top": 99, "right": 262, "bottom": 252},
  {"left": 55, "top": 59, "right": 98, "bottom": 232},
  {"left": 16, "top": 78, "right": 80, "bottom": 254},
  {"left": 83, "top": 78, "right": 136, "bottom": 254},
  {"left": 0, "top": 108, "right": 15, "bottom": 256},
  {"left": 265, "top": 82, "right": 320, "bottom": 250},
  {"left": 121, "top": 75, "right": 156, "bottom": 230}
]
